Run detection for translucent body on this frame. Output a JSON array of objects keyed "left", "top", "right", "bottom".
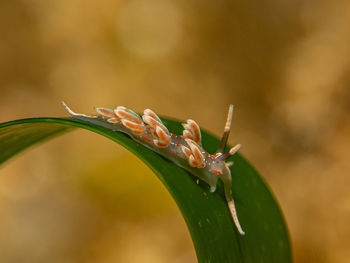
[{"left": 63, "top": 102, "right": 245, "bottom": 235}]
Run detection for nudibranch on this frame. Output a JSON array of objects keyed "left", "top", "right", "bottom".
[{"left": 62, "top": 102, "right": 245, "bottom": 235}]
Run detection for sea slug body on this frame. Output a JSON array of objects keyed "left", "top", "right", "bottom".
[{"left": 62, "top": 102, "right": 245, "bottom": 235}]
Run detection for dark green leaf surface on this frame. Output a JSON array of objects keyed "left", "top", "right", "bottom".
[{"left": 0, "top": 117, "right": 292, "bottom": 263}]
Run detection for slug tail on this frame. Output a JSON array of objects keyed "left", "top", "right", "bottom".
[
  {"left": 62, "top": 101, "right": 97, "bottom": 119},
  {"left": 62, "top": 101, "right": 75, "bottom": 116},
  {"left": 228, "top": 199, "right": 245, "bottom": 235}
]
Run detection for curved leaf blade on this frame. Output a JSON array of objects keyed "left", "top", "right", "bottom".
[{"left": 0, "top": 117, "right": 292, "bottom": 263}]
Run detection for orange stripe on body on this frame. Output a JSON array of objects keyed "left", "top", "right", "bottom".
[
  {"left": 141, "top": 136, "right": 152, "bottom": 142},
  {"left": 211, "top": 153, "right": 222, "bottom": 159},
  {"left": 209, "top": 170, "right": 222, "bottom": 175},
  {"left": 167, "top": 148, "right": 185, "bottom": 159}
]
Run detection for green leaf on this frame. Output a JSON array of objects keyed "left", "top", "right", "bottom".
[{"left": 0, "top": 117, "right": 292, "bottom": 262}]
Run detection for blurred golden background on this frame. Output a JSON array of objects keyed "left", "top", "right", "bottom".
[{"left": 1, "top": 0, "right": 350, "bottom": 262}]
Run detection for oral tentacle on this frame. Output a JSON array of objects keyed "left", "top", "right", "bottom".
[{"left": 221, "top": 144, "right": 241, "bottom": 161}]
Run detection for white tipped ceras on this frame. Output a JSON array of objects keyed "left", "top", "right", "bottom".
[{"left": 62, "top": 102, "right": 245, "bottom": 235}]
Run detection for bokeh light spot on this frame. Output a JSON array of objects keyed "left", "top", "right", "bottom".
[{"left": 116, "top": 0, "right": 182, "bottom": 57}]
